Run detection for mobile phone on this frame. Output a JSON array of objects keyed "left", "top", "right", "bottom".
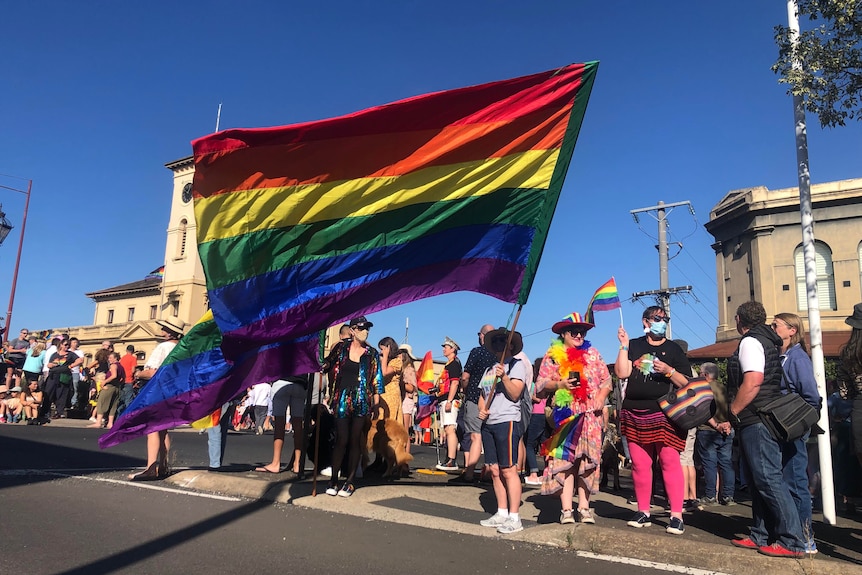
[{"left": 568, "top": 371, "right": 580, "bottom": 383}]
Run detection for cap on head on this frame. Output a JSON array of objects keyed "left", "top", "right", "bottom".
[
  {"left": 348, "top": 316, "right": 373, "bottom": 329},
  {"left": 441, "top": 336, "right": 460, "bottom": 351}
]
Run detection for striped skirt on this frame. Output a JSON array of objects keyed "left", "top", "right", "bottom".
[{"left": 619, "top": 408, "right": 686, "bottom": 452}]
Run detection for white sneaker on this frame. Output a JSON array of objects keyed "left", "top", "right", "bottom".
[
  {"left": 319, "top": 466, "right": 332, "bottom": 477},
  {"left": 578, "top": 508, "right": 595, "bottom": 524},
  {"left": 480, "top": 513, "right": 508, "bottom": 528},
  {"left": 325, "top": 485, "right": 338, "bottom": 496},
  {"left": 497, "top": 516, "right": 524, "bottom": 534}
]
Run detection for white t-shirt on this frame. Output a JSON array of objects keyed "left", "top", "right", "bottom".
[
  {"left": 247, "top": 382, "right": 271, "bottom": 407},
  {"left": 145, "top": 341, "right": 177, "bottom": 371},
  {"left": 738, "top": 336, "right": 765, "bottom": 374},
  {"left": 42, "top": 345, "right": 57, "bottom": 375},
  {"left": 70, "top": 349, "right": 84, "bottom": 375}
]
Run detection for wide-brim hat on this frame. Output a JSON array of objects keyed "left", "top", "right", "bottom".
[
  {"left": 847, "top": 303, "right": 862, "bottom": 330},
  {"left": 398, "top": 343, "right": 418, "bottom": 361},
  {"left": 10, "top": 386, "right": 21, "bottom": 392},
  {"left": 0, "top": 385, "right": 7, "bottom": 393},
  {"left": 483, "top": 328, "right": 524, "bottom": 357},
  {"left": 156, "top": 316, "right": 186, "bottom": 336},
  {"left": 551, "top": 312, "right": 595, "bottom": 335}
]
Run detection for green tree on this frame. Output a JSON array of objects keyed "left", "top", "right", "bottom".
[{"left": 773, "top": 0, "right": 862, "bottom": 127}]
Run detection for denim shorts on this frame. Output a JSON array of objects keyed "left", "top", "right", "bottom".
[{"left": 481, "top": 420, "right": 522, "bottom": 468}]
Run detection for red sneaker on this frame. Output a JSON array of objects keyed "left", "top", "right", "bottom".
[
  {"left": 757, "top": 543, "right": 804, "bottom": 558},
  {"left": 731, "top": 538, "right": 759, "bottom": 550}
]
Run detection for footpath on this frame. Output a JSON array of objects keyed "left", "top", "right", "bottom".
[{"left": 54, "top": 419, "right": 862, "bottom": 575}]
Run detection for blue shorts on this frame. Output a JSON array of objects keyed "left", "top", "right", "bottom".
[{"left": 481, "top": 420, "right": 522, "bottom": 468}]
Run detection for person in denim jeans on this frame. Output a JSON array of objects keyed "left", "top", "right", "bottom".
[
  {"left": 772, "top": 312, "right": 821, "bottom": 554},
  {"left": 695, "top": 362, "right": 735, "bottom": 506},
  {"left": 727, "top": 301, "right": 806, "bottom": 558}
]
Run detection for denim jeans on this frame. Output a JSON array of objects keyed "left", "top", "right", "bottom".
[
  {"left": 696, "top": 428, "right": 735, "bottom": 500},
  {"left": 739, "top": 422, "right": 805, "bottom": 551},
  {"left": 782, "top": 431, "right": 814, "bottom": 547},
  {"left": 523, "top": 413, "right": 547, "bottom": 474},
  {"left": 207, "top": 405, "right": 235, "bottom": 468}
]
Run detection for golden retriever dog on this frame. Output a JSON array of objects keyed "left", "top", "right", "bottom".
[{"left": 364, "top": 418, "right": 413, "bottom": 477}]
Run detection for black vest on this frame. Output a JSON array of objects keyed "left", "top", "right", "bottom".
[{"left": 727, "top": 324, "right": 783, "bottom": 427}]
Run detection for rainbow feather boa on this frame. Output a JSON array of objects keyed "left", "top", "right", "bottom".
[{"left": 546, "top": 339, "right": 590, "bottom": 406}]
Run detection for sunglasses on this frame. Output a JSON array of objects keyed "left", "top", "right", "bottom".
[
  {"left": 648, "top": 316, "right": 669, "bottom": 323},
  {"left": 353, "top": 325, "right": 370, "bottom": 331},
  {"left": 565, "top": 330, "right": 586, "bottom": 337}
]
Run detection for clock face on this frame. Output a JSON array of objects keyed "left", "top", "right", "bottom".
[{"left": 181, "top": 183, "right": 193, "bottom": 203}]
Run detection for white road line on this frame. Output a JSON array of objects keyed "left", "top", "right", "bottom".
[
  {"left": 575, "top": 551, "right": 731, "bottom": 575},
  {"left": 3, "top": 469, "right": 243, "bottom": 502}
]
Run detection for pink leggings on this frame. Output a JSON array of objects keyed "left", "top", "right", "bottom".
[{"left": 628, "top": 440, "right": 684, "bottom": 514}]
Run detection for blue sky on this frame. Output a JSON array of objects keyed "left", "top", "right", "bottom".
[{"left": 2, "top": 1, "right": 860, "bottom": 365}]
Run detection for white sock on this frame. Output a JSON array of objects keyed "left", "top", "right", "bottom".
[
  {"left": 509, "top": 512, "right": 520, "bottom": 522},
  {"left": 497, "top": 508, "right": 509, "bottom": 517}
]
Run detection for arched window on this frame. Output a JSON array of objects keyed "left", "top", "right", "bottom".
[
  {"left": 176, "top": 218, "right": 188, "bottom": 259},
  {"left": 795, "top": 241, "right": 837, "bottom": 311}
]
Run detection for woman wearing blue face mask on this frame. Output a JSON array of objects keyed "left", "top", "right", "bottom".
[{"left": 615, "top": 306, "right": 693, "bottom": 535}]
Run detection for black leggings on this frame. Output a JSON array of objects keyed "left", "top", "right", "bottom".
[{"left": 330, "top": 416, "right": 366, "bottom": 485}]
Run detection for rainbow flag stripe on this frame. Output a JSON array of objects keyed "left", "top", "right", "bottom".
[
  {"left": 98, "top": 311, "right": 319, "bottom": 448},
  {"left": 192, "top": 63, "right": 598, "bottom": 356},
  {"left": 584, "top": 277, "right": 621, "bottom": 324}
]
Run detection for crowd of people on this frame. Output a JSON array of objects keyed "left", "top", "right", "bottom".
[
  {"left": 5, "top": 301, "right": 862, "bottom": 555},
  {"left": 1, "top": 328, "right": 143, "bottom": 427}
]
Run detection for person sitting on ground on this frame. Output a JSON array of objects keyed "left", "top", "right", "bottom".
[{"left": 21, "top": 379, "right": 42, "bottom": 423}]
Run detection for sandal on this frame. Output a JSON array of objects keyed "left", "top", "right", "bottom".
[{"left": 129, "top": 462, "right": 161, "bottom": 482}]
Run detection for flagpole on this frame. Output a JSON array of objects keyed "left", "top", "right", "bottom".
[{"left": 311, "top": 328, "right": 327, "bottom": 496}]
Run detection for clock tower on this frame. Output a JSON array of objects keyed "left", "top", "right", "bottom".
[{"left": 163, "top": 156, "right": 209, "bottom": 326}]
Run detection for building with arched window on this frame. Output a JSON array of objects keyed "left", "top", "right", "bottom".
[{"left": 690, "top": 177, "right": 862, "bottom": 359}]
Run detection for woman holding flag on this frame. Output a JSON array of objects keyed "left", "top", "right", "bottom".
[{"left": 536, "top": 312, "right": 611, "bottom": 525}]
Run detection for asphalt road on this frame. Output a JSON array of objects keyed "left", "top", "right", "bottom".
[{"left": 0, "top": 425, "right": 668, "bottom": 575}]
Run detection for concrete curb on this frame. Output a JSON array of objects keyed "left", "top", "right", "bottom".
[{"left": 166, "top": 470, "right": 853, "bottom": 575}]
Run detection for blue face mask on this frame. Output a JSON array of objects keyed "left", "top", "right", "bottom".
[{"left": 649, "top": 320, "right": 667, "bottom": 337}]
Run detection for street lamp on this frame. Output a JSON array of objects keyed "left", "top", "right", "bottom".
[
  {"left": 0, "top": 177, "right": 32, "bottom": 338},
  {"left": 0, "top": 205, "right": 13, "bottom": 246}
]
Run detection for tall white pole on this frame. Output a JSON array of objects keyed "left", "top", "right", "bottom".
[
  {"left": 215, "top": 103, "right": 222, "bottom": 133},
  {"left": 787, "top": 0, "right": 835, "bottom": 525}
]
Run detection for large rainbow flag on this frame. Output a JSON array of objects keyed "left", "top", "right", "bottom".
[
  {"left": 191, "top": 63, "right": 598, "bottom": 357},
  {"left": 98, "top": 311, "right": 318, "bottom": 448},
  {"left": 584, "top": 277, "right": 620, "bottom": 324}
]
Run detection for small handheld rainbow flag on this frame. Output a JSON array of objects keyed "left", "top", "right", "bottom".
[
  {"left": 415, "top": 351, "right": 437, "bottom": 422},
  {"left": 584, "top": 277, "right": 621, "bottom": 324}
]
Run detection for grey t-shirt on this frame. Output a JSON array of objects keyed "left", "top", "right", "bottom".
[{"left": 485, "top": 358, "right": 528, "bottom": 425}]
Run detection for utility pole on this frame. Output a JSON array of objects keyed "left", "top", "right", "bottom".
[{"left": 630, "top": 200, "right": 694, "bottom": 339}]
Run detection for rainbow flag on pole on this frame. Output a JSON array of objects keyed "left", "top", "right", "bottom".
[
  {"left": 191, "top": 63, "right": 598, "bottom": 357},
  {"left": 584, "top": 277, "right": 621, "bottom": 324},
  {"left": 98, "top": 311, "right": 319, "bottom": 448},
  {"left": 415, "top": 351, "right": 438, "bottom": 422}
]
